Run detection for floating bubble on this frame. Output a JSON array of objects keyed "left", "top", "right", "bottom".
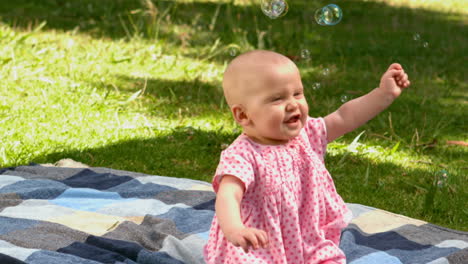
[
  {"left": 227, "top": 45, "right": 240, "bottom": 56},
  {"left": 322, "top": 68, "right": 330, "bottom": 76},
  {"left": 413, "top": 33, "right": 421, "bottom": 41},
  {"left": 315, "top": 4, "right": 343, "bottom": 26},
  {"left": 312, "top": 82, "right": 321, "bottom": 90},
  {"left": 340, "top": 95, "right": 348, "bottom": 103},
  {"left": 422, "top": 42, "right": 429, "bottom": 48},
  {"left": 301, "top": 49, "right": 310, "bottom": 60},
  {"left": 261, "top": 0, "right": 289, "bottom": 19},
  {"left": 436, "top": 169, "right": 448, "bottom": 188},
  {"left": 228, "top": 47, "right": 237, "bottom": 56}
]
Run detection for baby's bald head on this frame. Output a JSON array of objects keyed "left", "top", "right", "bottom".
[{"left": 222, "top": 50, "right": 296, "bottom": 107}]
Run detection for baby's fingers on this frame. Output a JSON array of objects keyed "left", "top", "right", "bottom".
[
  {"left": 397, "top": 73, "right": 410, "bottom": 87},
  {"left": 244, "top": 231, "right": 261, "bottom": 250},
  {"left": 256, "top": 230, "right": 269, "bottom": 248},
  {"left": 236, "top": 237, "right": 250, "bottom": 253},
  {"left": 387, "top": 63, "right": 402, "bottom": 71}
]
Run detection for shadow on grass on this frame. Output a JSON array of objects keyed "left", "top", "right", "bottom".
[
  {"left": 2, "top": 0, "right": 466, "bottom": 123},
  {"left": 1, "top": 0, "right": 466, "bottom": 67},
  {"left": 30, "top": 127, "right": 466, "bottom": 231},
  {"left": 111, "top": 74, "right": 225, "bottom": 108},
  {"left": 2, "top": 0, "right": 466, "bottom": 230},
  {"left": 102, "top": 72, "right": 466, "bottom": 143},
  {"left": 33, "top": 126, "right": 237, "bottom": 182}
]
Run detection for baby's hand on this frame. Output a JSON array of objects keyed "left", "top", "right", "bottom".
[
  {"left": 379, "top": 63, "right": 411, "bottom": 98},
  {"left": 225, "top": 227, "right": 269, "bottom": 253}
]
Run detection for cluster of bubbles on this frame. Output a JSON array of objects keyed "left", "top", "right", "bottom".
[
  {"left": 258, "top": 1, "right": 345, "bottom": 102},
  {"left": 413, "top": 33, "right": 429, "bottom": 48},
  {"left": 436, "top": 169, "right": 449, "bottom": 188},
  {"left": 322, "top": 68, "right": 330, "bottom": 76},
  {"left": 260, "top": 0, "right": 343, "bottom": 26},
  {"left": 300, "top": 49, "right": 310, "bottom": 60},
  {"left": 261, "top": 0, "right": 289, "bottom": 19}
]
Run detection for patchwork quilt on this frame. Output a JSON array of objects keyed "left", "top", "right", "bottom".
[{"left": 0, "top": 164, "right": 466, "bottom": 264}]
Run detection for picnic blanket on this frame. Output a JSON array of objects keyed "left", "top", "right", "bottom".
[{"left": 0, "top": 162, "right": 466, "bottom": 264}]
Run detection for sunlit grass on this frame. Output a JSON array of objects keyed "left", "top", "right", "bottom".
[
  {"left": 0, "top": 0, "right": 466, "bottom": 230},
  {"left": 369, "top": 0, "right": 468, "bottom": 15}
]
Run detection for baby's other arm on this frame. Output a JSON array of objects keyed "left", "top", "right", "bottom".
[
  {"left": 324, "top": 63, "right": 410, "bottom": 142},
  {"left": 216, "top": 175, "right": 269, "bottom": 252}
]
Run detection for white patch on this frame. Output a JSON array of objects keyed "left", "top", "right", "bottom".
[
  {"left": 0, "top": 175, "right": 25, "bottom": 189},
  {"left": 0, "top": 239, "right": 39, "bottom": 261},
  {"left": 136, "top": 175, "right": 211, "bottom": 190},
  {"left": 0, "top": 200, "right": 76, "bottom": 221}
]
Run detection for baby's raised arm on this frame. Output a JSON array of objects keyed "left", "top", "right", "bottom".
[
  {"left": 216, "top": 175, "right": 269, "bottom": 252},
  {"left": 324, "top": 63, "right": 410, "bottom": 142}
]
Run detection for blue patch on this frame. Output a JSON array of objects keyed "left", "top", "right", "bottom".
[
  {"left": 27, "top": 249, "right": 102, "bottom": 264},
  {"left": 137, "top": 249, "right": 185, "bottom": 264},
  {"left": 0, "top": 216, "right": 40, "bottom": 235},
  {"left": 0, "top": 179, "right": 68, "bottom": 200},
  {"left": 0, "top": 253, "right": 26, "bottom": 264},
  {"left": 155, "top": 207, "right": 214, "bottom": 234},
  {"left": 107, "top": 180, "right": 176, "bottom": 199},
  {"left": 57, "top": 241, "right": 127, "bottom": 263},
  {"left": 50, "top": 188, "right": 135, "bottom": 212},
  {"left": 85, "top": 235, "right": 143, "bottom": 261},
  {"left": 350, "top": 251, "right": 403, "bottom": 264},
  {"left": 193, "top": 199, "right": 215, "bottom": 211},
  {"left": 386, "top": 246, "right": 461, "bottom": 264},
  {"left": 341, "top": 225, "right": 461, "bottom": 264},
  {"left": 61, "top": 169, "right": 134, "bottom": 190},
  {"left": 340, "top": 227, "right": 379, "bottom": 262},
  {"left": 196, "top": 230, "right": 210, "bottom": 241}
]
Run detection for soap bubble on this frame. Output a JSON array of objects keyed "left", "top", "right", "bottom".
[
  {"left": 301, "top": 49, "right": 310, "bottom": 60},
  {"left": 315, "top": 4, "right": 343, "bottom": 26},
  {"left": 413, "top": 33, "right": 421, "bottom": 41},
  {"left": 340, "top": 95, "right": 348, "bottom": 103},
  {"left": 261, "top": 0, "right": 289, "bottom": 19},
  {"left": 322, "top": 68, "right": 330, "bottom": 76},
  {"left": 312, "top": 82, "right": 321, "bottom": 90},
  {"left": 227, "top": 45, "right": 240, "bottom": 57},
  {"left": 228, "top": 47, "right": 237, "bottom": 56},
  {"left": 423, "top": 42, "right": 429, "bottom": 48},
  {"left": 436, "top": 170, "right": 448, "bottom": 188}
]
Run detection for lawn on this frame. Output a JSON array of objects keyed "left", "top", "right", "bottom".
[{"left": 0, "top": 0, "right": 466, "bottom": 231}]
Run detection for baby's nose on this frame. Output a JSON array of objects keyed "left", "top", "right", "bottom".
[{"left": 286, "top": 100, "right": 298, "bottom": 111}]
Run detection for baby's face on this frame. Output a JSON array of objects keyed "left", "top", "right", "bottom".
[{"left": 242, "top": 61, "right": 309, "bottom": 145}]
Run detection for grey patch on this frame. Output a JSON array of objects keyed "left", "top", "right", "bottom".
[
  {"left": 392, "top": 224, "right": 468, "bottom": 246},
  {"left": 103, "top": 216, "right": 188, "bottom": 252},
  {"left": 5, "top": 166, "right": 86, "bottom": 181},
  {"left": 0, "top": 222, "right": 88, "bottom": 251},
  {"left": 155, "top": 190, "right": 216, "bottom": 206},
  {"left": 0, "top": 179, "right": 68, "bottom": 199},
  {"left": 0, "top": 193, "right": 22, "bottom": 212},
  {"left": 446, "top": 248, "right": 468, "bottom": 264},
  {"left": 26, "top": 250, "right": 102, "bottom": 264},
  {"left": 90, "top": 167, "right": 150, "bottom": 178}
]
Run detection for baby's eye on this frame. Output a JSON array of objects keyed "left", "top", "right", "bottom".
[
  {"left": 272, "top": 96, "right": 282, "bottom": 101},
  {"left": 294, "top": 92, "right": 303, "bottom": 97}
]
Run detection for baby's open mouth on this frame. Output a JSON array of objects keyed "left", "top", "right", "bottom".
[{"left": 286, "top": 114, "right": 300, "bottom": 123}]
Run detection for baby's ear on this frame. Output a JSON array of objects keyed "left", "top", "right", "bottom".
[{"left": 231, "top": 105, "right": 250, "bottom": 126}]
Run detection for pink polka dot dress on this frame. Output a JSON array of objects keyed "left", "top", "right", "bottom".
[{"left": 204, "top": 117, "right": 352, "bottom": 264}]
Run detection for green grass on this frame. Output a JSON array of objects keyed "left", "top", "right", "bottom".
[{"left": 0, "top": 0, "right": 466, "bottom": 231}]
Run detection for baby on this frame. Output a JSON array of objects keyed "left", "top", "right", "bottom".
[{"left": 203, "top": 50, "right": 410, "bottom": 263}]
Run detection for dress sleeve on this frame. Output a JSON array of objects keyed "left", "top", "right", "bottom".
[
  {"left": 212, "top": 150, "right": 255, "bottom": 193},
  {"left": 304, "top": 117, "right": 328, "bottom": 158}
]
